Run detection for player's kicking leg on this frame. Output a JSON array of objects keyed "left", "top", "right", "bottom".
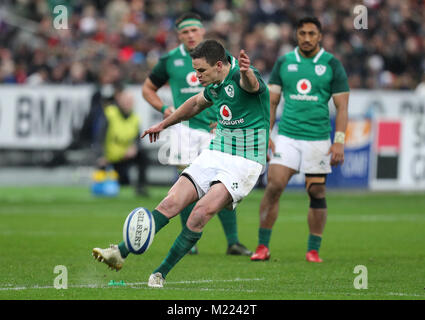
[
  {"left": 177, "top": 167, "right": 199, "bottom": 255},
  {"left": 148, "top": 182, "right": 233, "bottom": 288},
  {"left": 92, "top": 245, "right": 124, "bottom": 271},
  {"left": 92, "top": 175, "right": 198, "bottom": 271}
]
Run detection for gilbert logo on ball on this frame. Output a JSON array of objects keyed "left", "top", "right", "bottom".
[
  {"left": 123, "top": 207, "right": 155, "bottom": 254},
  {"left": 296, "top": 79, "right": 312, "bottom": 94},
  {"left": 220, "top": 105, "right": 232, "bottom": 121},
  {"left": 186, "top": 72, "right": 200, "bottom": 86}
]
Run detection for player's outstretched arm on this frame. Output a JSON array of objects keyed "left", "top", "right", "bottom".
[
  {"left": 141, "top": 92, "right": 212, "bottom": 143},
  {"left": 238, "top": 50, "right": 259, "bottom": 93},
  {"left": 328, "top": 92, "right": 349, "bottom": 166}
]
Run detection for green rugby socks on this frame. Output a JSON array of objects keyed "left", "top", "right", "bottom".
[
  {"left": 152, "top": 209, "right": 170, "bottom": 233},
  {"left": 180, "top": 203, "right": 239, "bottom": 247},
  {"left": 118, "top": 242, "right": 130, "bottom": 259},
  {"left": 218, "top": 208, "right": 239, "bottom": 246},
  {"left": 154, "top": 225, "right": 202, "bottom": 278},
  {"left": 307, "top": 234, "right": 322, "bottom": 252},
  {"left": 258, "top": 228, "right": 272, "bottom": 247}
]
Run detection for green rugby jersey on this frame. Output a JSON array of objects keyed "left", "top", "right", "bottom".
[
  {"left": 269, "top": 47, "right": 349, "bottom": 140},
  {"left": 203, "top": 62, "right": 270, "bottom": 166},
  {"left": 150, "top": 44, "right": 236, "bottom": 131}
]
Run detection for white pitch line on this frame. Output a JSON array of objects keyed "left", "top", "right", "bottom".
[
  {"left": 0, "top": 278, "right": 263, "bottom": 291},
  {"left": 167, "top": 278, "right": 263, "bottom": 285},
  {"left": 386, "top": 292, "right": 424, "bottom": 297},
  {"left": 1, "top": 280, "right": 423, "bottom": 298}
]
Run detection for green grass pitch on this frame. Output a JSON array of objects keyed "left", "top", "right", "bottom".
[{"left": 0, "top": 186, "right": 424, "bottom": 300}]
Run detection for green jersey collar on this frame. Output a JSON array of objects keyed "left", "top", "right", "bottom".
[
  {"left": 179, "top": 43, "right": 188, "bottom": 56},
  {"left": 294, "top": 46, "right": 325, "bottom": 63}
]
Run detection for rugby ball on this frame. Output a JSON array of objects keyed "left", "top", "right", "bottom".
[{"left": 123, "top": 207, "right": 155, "bottom": 254}]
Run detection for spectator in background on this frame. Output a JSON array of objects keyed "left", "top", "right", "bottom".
[
  {"left": 95, "top": 86, "right": 149, "bottom": 196},
  {"left": 0, "top": 48, "right": 17, "bottom": 83},
  {"left": 78, "top": 60, "right": 121, "bottom": 149},
  {"left": 0, "top": 0, "right": 424, "bottom": 90},
  {"left": 25, "top": 65, "right": 49, "bottom": 85},
  {"left": 415, "top": 74, "right": 425, "bottom": 97}
]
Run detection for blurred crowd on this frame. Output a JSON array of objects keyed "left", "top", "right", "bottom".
[{"left": 0, "top": 0, "right": 424, "bottom": 90}]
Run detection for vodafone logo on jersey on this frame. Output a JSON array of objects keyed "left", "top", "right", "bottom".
[
  {"left": 290, "top": 79, "right": 318, "bottom": 101},
  {"left": 186, "top": 72, "right": 200, "bottom": 86},
  {"left": 296, "top": 79, "right": 312, "bottom": 94},
  {"left": 220, "top": 105, "right": 232, "bottom": 121}
]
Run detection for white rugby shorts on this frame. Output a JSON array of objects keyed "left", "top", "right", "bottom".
[
  {"left": 182, "top": 149, "right": 263, "bottom": 209},
  {"left": 269, "top": 134, "right": 332, "bottom": 174}
]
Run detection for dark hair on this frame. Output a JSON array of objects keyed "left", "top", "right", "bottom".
[
  {"left": 296, "top": 16, "right": 322, "bottom": 32},
  {"left": 175, "top": 12, "right": 202, "bottom": 28},
  {"left": 190, "top": 40, "right": 228, "bottom": 66}
]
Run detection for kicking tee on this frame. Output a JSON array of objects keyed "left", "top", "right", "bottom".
[
  {"left": 269, "top": 47, "right": 349, "bottom": 140},
  {"left": 203, "top": 62, "right": 270, "bottom": 166}
]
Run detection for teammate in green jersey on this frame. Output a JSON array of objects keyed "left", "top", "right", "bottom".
[
  {"left": 93, "top": 40, "right": 270, "bottom": 288},
  {"left": 141, "top": 12, "right": 251, "bottom": 256},
  {"left": 251, "top": 17, "right": 349, "bottom": 263}
]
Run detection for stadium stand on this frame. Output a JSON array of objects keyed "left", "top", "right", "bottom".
[
  {"left": 1, "top": 0, "right": 424, "bottom": 89},
  {"left": 0, "top": 0, "right": 424, "bottom": 188}
]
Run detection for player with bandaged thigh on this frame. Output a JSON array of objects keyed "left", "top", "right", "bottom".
[{"left": 251, "top": 17, "right": 349, "bottom": 263}]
